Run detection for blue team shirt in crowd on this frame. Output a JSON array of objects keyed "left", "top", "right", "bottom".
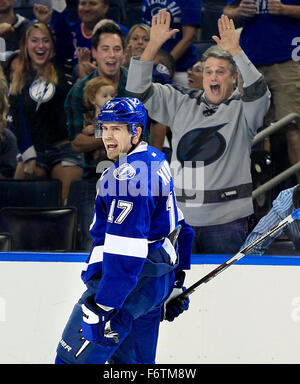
[
  {"left": 227, "top": 0, "right": 300, "bottom": 66},
  {"left": 142, "top": 0, "right": 202, "bottom": 71},
  {"left": 51, "top": 10, "right": 128, "bottom": 68}
]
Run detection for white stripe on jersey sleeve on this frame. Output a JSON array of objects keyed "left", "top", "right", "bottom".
[
  {"left": 104, "top": 234, "right": 148, "bottom": 258},
  {"left": 82, "top": 245, "right": 104, "bottom": 270}
]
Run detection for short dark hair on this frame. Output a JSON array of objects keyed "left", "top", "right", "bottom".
[
  {"left": 92, "top": 22, "right": 125, "bottom": 50},
  {"left": 201, "top": 45, "right": 237, "bottom": 76}
]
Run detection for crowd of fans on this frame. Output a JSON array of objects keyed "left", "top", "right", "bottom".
[{"left": 0, "top": 0, "right": 299, "bottom": 252}]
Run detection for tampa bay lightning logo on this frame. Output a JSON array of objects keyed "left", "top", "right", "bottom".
[
  {"left": 177, "top": 124, "right": 227, "bottom": 167},
  {"left": 29, "top": 78, "right": 55, "bottom": 111},
  {"left": 113, "top": 163, "right": 136, "bottom": 180}
]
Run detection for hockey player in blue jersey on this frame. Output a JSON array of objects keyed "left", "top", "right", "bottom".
[{"left": 55, "top": 97, "right": 193, "bottom": 364}]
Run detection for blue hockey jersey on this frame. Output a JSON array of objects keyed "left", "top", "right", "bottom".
[{"left": 81, "top": 142, "right": 182, "bottom": 309}]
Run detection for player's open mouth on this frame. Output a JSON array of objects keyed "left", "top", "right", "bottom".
[{"left": 106, "top": 144, "right": 118, "bottom": 151}]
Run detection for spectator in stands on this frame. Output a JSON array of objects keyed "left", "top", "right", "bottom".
[
  {"left": 0, "top": 0, "right": 30, "bottom": 57},
  {"left": 0, "top": 64, "right": 18, "bottom": 179},
  {"left": 82, "top": 77, "right": 116, "bottom": 166},
  {"left": 241, "top": 184, "right": 300, "bottom": 254},
  {"left": 126, "top": 10, "right": 271, "bottom": 254},
  {"left": 83, "top": 76, "right": 116, "bottom": 124},
  {"left": 34, "top": 0, "right": 128, "bottom": 79},
  {"left": 187, "top": 60, "right": 203, "bottom": 90},
  {"left": 123, "top": 23, "right": 175, "bottom": 85},
  {"left": 223, "top": 0, "right": 300, "bottom": 187},
  {"left": 141, "top": 0, "right": 202, "bottom": 88},
  {"left": 8, "top": 22, "right": 83, "bottom": 203},
  {"left": 67, "top": 22, "right": 127, "bottom": 164},
  {"left": 123, "top": 23, "right": 150, "bottom": 68},
  {"left": 75, "top": 18, "right": 122, "bottom": 80},
  {"left": 65, "top": 22, "right": 127, "bottom": 250}
]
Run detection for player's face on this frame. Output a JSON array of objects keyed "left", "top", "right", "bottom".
[
  {"left": 102, "top": 123, "right": 134, "bottom": 161},
  {"left": 26, "top": 28, "right": 52, "bottom": 70},
  {"left": 127, "top": 27, "right": 150, "bottom": 57},
  {"left": 78, "top": 0, "right": 108, "bottom": 25},
  {"left": 94, "top": 85, "right": 116, "bottom": 109},
  {"left": 202, "top": 57, "right": 237, "bottom": 105},
  {"left": 92, "top": 33, "right": 124, "bottom": 78},
  {"left": 187, "top": 61, "right": 203, "bottom": 89}
]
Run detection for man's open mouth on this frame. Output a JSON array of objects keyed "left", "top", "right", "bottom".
[{"left": 210, "top": 84, "right": 221, "bottom": 95}]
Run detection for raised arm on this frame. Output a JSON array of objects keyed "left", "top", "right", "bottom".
[
  {"left": 211, "top": 14, "right": 242, "bottom": 57},
  {"left": 140, "top": 9, "right": 179, "bottom": 62}
]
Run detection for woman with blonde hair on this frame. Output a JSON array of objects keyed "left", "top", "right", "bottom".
[
  {"left": 123, "top": 23, "right": 150, "bottom": 68},
  {"left": 9, "top": 22, "right": 84, "bottom": 203}
]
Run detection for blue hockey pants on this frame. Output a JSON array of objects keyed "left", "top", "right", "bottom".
[{"left": 55, "top": 271, "right": 174, "bottom": 364}]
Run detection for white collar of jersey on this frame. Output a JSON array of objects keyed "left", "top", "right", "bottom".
[{"left": 127, "top": 141, "right": 148, "bottom": 157}]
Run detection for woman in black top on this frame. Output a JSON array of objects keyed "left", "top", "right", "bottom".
[{"left": 9, "top": 22, "right": 84, "bottom": 203}]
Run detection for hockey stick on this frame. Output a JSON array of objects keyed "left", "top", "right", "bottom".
[{"left": 172, "top": 208, "right": 300, "bottom": 303}]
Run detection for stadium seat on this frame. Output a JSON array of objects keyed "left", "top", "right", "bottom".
[
  {"left": 0, "top": 179, "right": 62, "bottom": 210},
  {"left": 67, "top": 179, "right": 96, "bottom": 251},
  {"left": 265, "top": 239, "right": 300, "bottom": 256},
  {"left": 251, "top": 149, "right": 273, "bottom": 223},
  {"left": 0, "top": 207, "right": 78, "bottom": 251},
  {"left": 0, "top": 233, "right": 12, "bottom": 252}
]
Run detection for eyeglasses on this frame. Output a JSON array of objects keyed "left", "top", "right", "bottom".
[{"left": 187, "top": 66, "right": 202, "bottom": 74}]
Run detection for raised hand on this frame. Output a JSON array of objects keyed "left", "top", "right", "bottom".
[
  {"left": 33, "top": 4, "right": 52, "bottom": 24},
  {"left": 78, "top": 48, "right": 96, "bottom": 79},
  {"left": 141, "top": 9, "right": 179, "bottom": 61},
  {"left": 150, "top": 9, "right": 179, "bottom": 47},
  {"left": 212, "top": 15, "right": 242, "bottom": 56}
]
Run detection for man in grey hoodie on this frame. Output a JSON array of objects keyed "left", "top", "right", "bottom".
[{"left": 126, "top": 10, "right": 271, "bottom": 254}]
